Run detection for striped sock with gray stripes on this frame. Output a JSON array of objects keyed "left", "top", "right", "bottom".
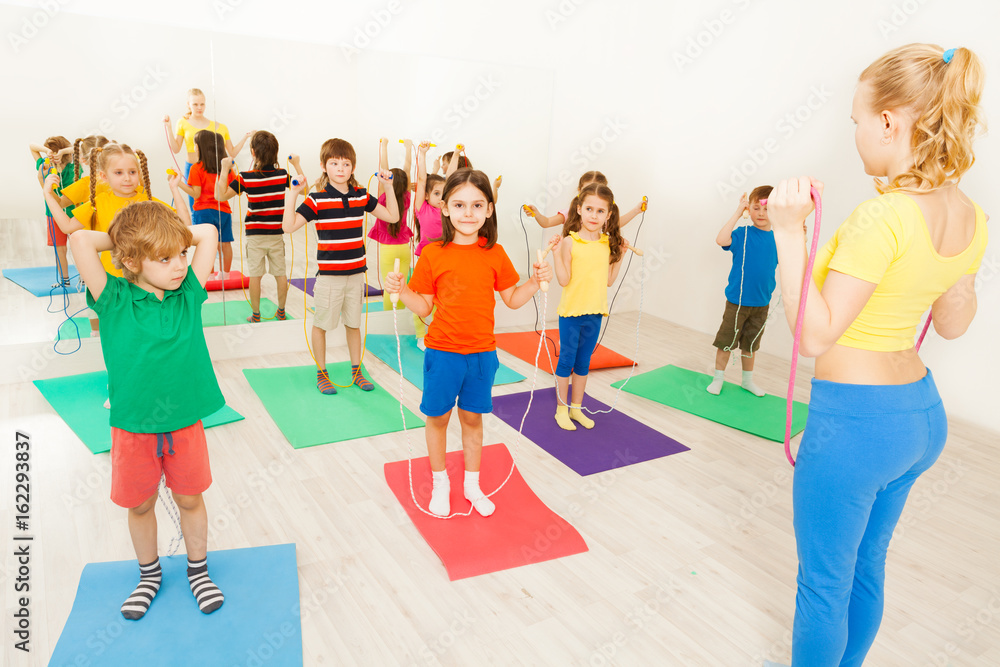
[
  {"left": 187, "top": 557, "right": 224, "bottom": 614},
  {"left": 121, "top": 558, "right": 161, "bottom": 620}
]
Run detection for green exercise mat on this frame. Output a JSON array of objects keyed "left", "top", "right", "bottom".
[
  {"left": 201, "top": 298, "right": 292, "bottom": 327},
  {"left": 56, "top": 317, "right": 91, "bottom": 342},
  {"left": 33, "top": 370, "right": 244, "bottom": 454},
  {"left": 242, "top": 362, "right": 424, "bottom": 449},
  {"left": 611, "top": 364, "right": 808, "bottom": 442}
]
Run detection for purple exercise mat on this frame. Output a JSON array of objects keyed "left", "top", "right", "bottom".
[
  {"left": 288, "top": 277, "right": 384, "bottom": 297},
  {"left": 492, "top": 387, "right": 690, "bottom": 476}
]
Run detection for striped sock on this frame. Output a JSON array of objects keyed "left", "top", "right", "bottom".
[
  {"left": 352, "top": 365, "right": 374, "bottom": 391},
  {"left": 317, "top": 369, "right": 337, "bottom": 395},
  {"left": 121, "top": 558, "right": 161, "bottom": 620},
  {"left": 187, "top": 557, "right": 224, "bottom": 614},
  {"left": 247, "top": 311, "right": 260, "bottom": 323},
  {"left": 275, "top": 307, "right": 286, "bottom": 321}
]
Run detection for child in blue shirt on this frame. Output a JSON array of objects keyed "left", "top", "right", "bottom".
[{"left": 707, "top": 185, "right": 777, "bottom": 397}]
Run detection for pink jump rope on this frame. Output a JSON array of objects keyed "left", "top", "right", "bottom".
[{"left": 764, "top": 187, "right": 932, "bottom": 467}]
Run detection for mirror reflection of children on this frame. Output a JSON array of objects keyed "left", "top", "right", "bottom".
[
  {"left": 706, "top": 186, "right": 776, "bottom": 397},
  {"left": 411, "top": 141, "right": 447, "bottom": 349},
  {"left": 370, "top": 138, "right": 414, "bottom": 312},
  {"left": 282, "top": 138, "right": 398, "bottom": 395},
  {"left": 30, "top": 136, "right": 75, "bottom": 288},
  {"left": 549, "top": 182, "right": 628, "bottom": 430},
  {"left": 385, "top": 170, "right": 552, "bottom": 517},
  {"left": 71, "top": 203, "right": 226, "bottom": 621},
  {"left": 178, "top": 130, "right": 234, "bottom": 280}
]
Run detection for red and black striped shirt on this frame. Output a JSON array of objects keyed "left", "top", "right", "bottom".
[
  {"left": 296, "top": 183, "right": 378, "bottom": 275},
  {"left": 229, "top": 169, "right": 289, "bottom": 235}
]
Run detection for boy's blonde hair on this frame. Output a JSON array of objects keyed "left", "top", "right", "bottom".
[
  {"left": 749, "top": 185, "right": 773, "bottom": 205},
  {"left": 43, "top": 136, "right": 72, "bottom": 168},
  {"left": 108, "top": 201, "right": 193, "bottom": 283},
  {"left": 860, "top": 44, "right": 985, "bottom": 193}
]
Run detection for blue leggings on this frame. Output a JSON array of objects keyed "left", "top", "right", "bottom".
[
  {"left": 792, "top": 370, "right": 947, "bottom": 666},
  {"left": 556, "top": 314, "right": 603, "bottom": 378}
]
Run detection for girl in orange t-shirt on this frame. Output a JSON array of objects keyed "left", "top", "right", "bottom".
[{"left": 386, "top": 170, "right": 552, "bottom": 518}]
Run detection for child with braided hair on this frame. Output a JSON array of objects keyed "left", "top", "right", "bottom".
[
  {"left": 55, "top": 135, "right": 114, "bottom": 210},
  {"left": 43, "top": 142, "right": 188, "bottom": 336}
]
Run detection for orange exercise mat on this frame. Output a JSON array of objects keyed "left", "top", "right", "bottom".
[
  {"left": 205, "top": 271, "right": 250, "bottom": 291},
  {"left": 495, "top": 330, "right": 635, "bottom": 374}
]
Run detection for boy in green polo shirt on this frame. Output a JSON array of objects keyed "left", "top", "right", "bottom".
[{"left": 71, "top": 201, "right": 226, "bottom": 621}]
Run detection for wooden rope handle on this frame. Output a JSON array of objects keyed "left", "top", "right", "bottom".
[
  {"left": 390, "top": 258, "right": 401, "bottom": 305},
  {"left": 537, "top": 249, "right": 549, "bottom": 292}
]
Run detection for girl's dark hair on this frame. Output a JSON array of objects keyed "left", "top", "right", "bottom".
[
  {"left": 562, "top": 182, "right": 624, "bottom": 263},
  {"left": 577, "top": 170, "right": 608, "bottom": 191},
  {"left": 250, "top": 131, "right": 279, "bottom": 171},
  {"left": 417, "top": 174, "right": 446, "bottom": 240},
  {"left": 385, "top": 167, "right": 409, "bottom": 238},
  {"left": 194, "top": 130, "right": 226, "bottom": 174},
  {"left": 439, "top": 169, "right": 497, "bottom": 249}
]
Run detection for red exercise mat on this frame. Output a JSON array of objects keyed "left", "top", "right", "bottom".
[
  {"left": 495, "top": 330, "right": 635, "bottom": 374},
  {"left": 205, "top": 271, "right": 250, "bottom": 292},
  {"left": 384, "top": 443, "right": 588, "bottom": 580}
]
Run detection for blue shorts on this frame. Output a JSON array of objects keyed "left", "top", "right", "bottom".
[
  {"left": 420, "top": 348, "right": 499, "bottom": 417},
  {"left": 556, "top": 313, "right": 603, "bottom": 377},
  {"left": 192, "top": 209, "right": 234, "bottom": 243}
]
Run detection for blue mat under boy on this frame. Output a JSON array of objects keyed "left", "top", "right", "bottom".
[{"left": 50, "top": 544, "right": 302, "bottom": 666}]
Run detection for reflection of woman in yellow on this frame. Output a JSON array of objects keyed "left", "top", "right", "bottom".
[{"left": 163, "top": 87, "right": 250, "bottom": 209}]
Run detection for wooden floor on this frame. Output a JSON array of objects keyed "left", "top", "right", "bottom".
[{"left": 3, "top": 218, "right": 1000, "bottom": 666}]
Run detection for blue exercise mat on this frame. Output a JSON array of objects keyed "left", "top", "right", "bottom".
[
  {"left": 365, "top": 334, "right": 525, "bottom": 391},
  {"left": 50, "top": 544, "right": 302, "bottom": 666},
  {"left": 3, "top": 265, "right": 81, "bottom": 297}
]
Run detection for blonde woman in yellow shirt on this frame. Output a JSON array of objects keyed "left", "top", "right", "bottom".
[{"left": 765, "top": 44, "right": 988, "bottom": 667}]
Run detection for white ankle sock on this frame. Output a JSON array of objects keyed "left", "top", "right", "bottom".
[
  {"left": 463, "top": 470, "right": 495, "bottom": 517},
  {"left": 742, "top": 370, "right": 765, "bottom": 397},
  {"left": 429, "top": 469, "right": 450, "bottom": 516},
  {"left": 707, "top": 369, "right": 725, "bottom": 395}
]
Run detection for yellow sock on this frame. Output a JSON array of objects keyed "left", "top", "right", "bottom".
[
  {"left": 569, "top": 403, "right": 595, "bottom": 429},
  {"left": 555, "top": 404, "right": 576, "bottom": 431}
]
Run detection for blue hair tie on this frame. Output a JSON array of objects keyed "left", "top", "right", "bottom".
[{"left": 943, "top": 48, "right": 956, "bottom": 64}]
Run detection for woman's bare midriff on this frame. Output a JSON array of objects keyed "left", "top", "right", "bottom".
[{"left": 814, "top": 344, "right": 926, "bottom": 385}]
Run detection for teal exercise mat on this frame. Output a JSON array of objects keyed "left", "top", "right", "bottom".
[
  {"left": 243, "top": 362, "right": 424, "bottom": 449},
  {"left": 56, "top": 316, "right": 91, "bottom": 342},
  {"left": 33, "top": 370, "right": 244, "bottom": 454},
  {"left": 365, "top": 334, "right": 525, "bottom": 391},
  {"left": 50, "top": 543, "right": 302, "bottom": 666},
  {"left": 611, "top": 364, "right": 808, "bottom": 442},
  {"left": 3, "top": 265, "right": 81, "bottom": 296},
  {"left": 202, "top": 297, "right": 292, "bottom": 327}
]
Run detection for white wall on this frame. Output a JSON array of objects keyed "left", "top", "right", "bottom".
[{"left": 2, "top": 0, "right": 997, "bottom": 432}]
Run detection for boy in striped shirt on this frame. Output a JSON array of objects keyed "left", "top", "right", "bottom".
[
  {"left": 282, "top": 138, "right": 398, "bottom": 394},
  {"left": 217, "top": 131, "right": 305, "bottom": 322}
]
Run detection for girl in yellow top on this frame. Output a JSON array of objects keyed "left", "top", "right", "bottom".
[
  {"left": 44, "top": 143, "right": 189, "bottom": 332},
  {"left": 765, "top": 45, "right": 988, "bottom": 667},
  {"left": 55, "top": 135, "right": 112, "bottom": 209},
  {"left": 163, "top": 87, "right": 251, "bottom": 209},
  {"left": 549, "top": 182, "right": 628, "bottom": 431}
]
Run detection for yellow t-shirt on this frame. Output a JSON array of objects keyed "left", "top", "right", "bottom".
[
  {"left": 813, "top": 192, "right": 988, "bottom": 351},
  {"left": 62, "top": 176, "right": 144, "bottom": 205},
  {"left": 557, "top": 232, "right": 611, "bottom": 317},
  {"left": 71, "top": 192, "right": 172, "bottom": 277},
  {"left": 175, "top": 117, "right": 231, "bottom": 154}
]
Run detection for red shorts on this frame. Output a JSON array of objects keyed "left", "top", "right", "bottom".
[
  {"left": 46, "top": 215, "right": 67, "bottom": 247},
  {"left": 110, "top": 421, "right": 213, "bottom": 508}
]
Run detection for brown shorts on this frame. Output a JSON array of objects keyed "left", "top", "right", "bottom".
[{"left": 712, "top": 300, "right": 769, "bottom": 353}]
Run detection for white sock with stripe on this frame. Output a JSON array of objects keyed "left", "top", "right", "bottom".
[
  {"left": 121, "top": 558, "right": 161, "bottom": 620},
  {"left": 187, "top": 557, "right": 224, "bottom": 614}
]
